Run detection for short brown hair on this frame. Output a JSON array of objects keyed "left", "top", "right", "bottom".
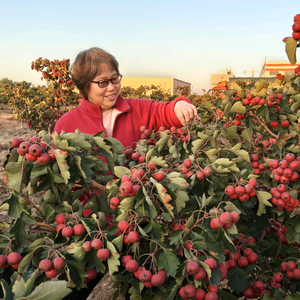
[{"left": 70, "top": 47, "right": 120, "bottom": 99}]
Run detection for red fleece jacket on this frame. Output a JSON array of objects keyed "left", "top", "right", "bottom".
[{"left": 54, "top": 95, "right": 191, "bottom": 148}]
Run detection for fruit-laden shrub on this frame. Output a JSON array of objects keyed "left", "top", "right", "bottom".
[{"left": 1, "top": 65, "right": 300, "bottom": 300}]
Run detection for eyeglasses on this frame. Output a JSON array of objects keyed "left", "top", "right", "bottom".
[{"left": 91, "top": 74, "right": 123, "bottom": 88}]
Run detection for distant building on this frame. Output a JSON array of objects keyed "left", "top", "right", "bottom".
[
  {"left": 121, "top": 77, "right": 191, "bottom": 96},
  {"left": 260, "top": 59, "right": 300, "bottom": 77},
  {"left": 211, "top": 69, "right": 235, "bottom": 89}
]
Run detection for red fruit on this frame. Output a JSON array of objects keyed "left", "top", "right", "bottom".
[
  {"left": 203, "top": 166, "right": 212, "bottom": 177},
  {"left": 293, "top": 268, "right": 300, "bottom": 279},
  {"left": 127, "top": 231, "right": 140, "bottom": 243},
  {"left": 73, "top": 224, "right": 85, "bottom": 236},
  {"left": 270, "top": 121, "right": 279, "bottom": 128},
  {"left": 207, "top": 285, "right": 218, "bottom": 293},
  {"left": 82, "top": 241, "right": 92, "bottom": 252},
  {"left": 204, "top": 258, "right": 217, "bottom": 270},
  {"left": 283, "top": 168, "right": 293, "bottom": 178},
  {"left": 210, "top": 218, "right": 224, "bottom": 230},
  {"left": 48, "top": 149, "right": 56, "bottom": 161},
  {"left": 56, "top": 224, "right": 65, "bottom": 233},
  {"left": 290, "top": 160, "right": 300, "bottom": 171},
  {"left": 45, "top": 268, "right": 58, "bottom": 278},
  {"left": 144, "top": 129, "right": 152, "bottom": 136},
  {"left": 224, "top": 185, "right": 235, "bottom": 196},
  {"left": 252, "top": 280, "right": 264, "bottom": 293},
  {"left": 53, "top": 257, "right": 65, "bottom": 270},
  {"left": 140, "top": 126, "right": 146, "bottom": 133},
  {"left": 279, "top": 160, "right": 289, "bottom": 169},
  {"left": 204, "top": 292, "right": 218, "bottom": 300},
  {"left": 273, "top": 272, "right": 283, "bottom": 282},
  {"left": 37, "top": 153, "right": 50, "bottom": 166},
  {"left": 144, "top": 281, "right": 153, "bottom": 288},
  {"left": 179, "top": 284, "right": 196, "bottom": 300},
  {"left": 25, "top": 153, "right": 37, "bottom": 162},
  {"left": 110, "top": 197, "right": 120, "bottom": 209},
  {"left": 28, "top": 144, "right": 42, "bottom": 157},
  {"left": 153, "top": 171, "right": 165, "bottom": 181},
  {"left": 193, "top": 267, "right": 207, "bottom": 281},
  {"left": 220, "top": 212, "right": 233, "bottom": 225},
  {"left": 0, "top": 255, "right": 7, "bottom": 268},
  {"left": 10, "top": 137, "right": 21, "bottom": 148},
  {"left": 151, "top": 274, "right": 165, "bottom": 287},
  {"left": 243, "top": 248, "right": 253, "bottom": 257},
  {"left": 196, "top": 171, "right": 204, "bottom": 180},
  {"left": 118, "top": 220, "right": 129, "bottom": 232},
  {"left": 230, "top": 211, "right": 239, "bottom": 223},
  {"left": 248, "top": 178, "right": 257, "bottom": 187},
  {"left": 235, "top": 186, "right": 245, "bottom": 196},
  {"left": 293, "top": 21, "right": 300, "bottom": 32},
  {"left": 286, "top": 261, "right": 297, "bottom": 271},
  {"left": 184, "top": 158, "right": 192, "bottom": 168},
  {"left": 87, "top": 268, "right": 98, "bottom": 280},
  {"left": 243, "top": 288, "right": 256, "bottom": 298},
  {"left": 120, "top": 181, "right": 133, "bottom": 194},
  {"left": 281, "top": 192, "right": 290, "bottom": 201},
  {"left": 29, "top": 136, "right": 41, "bottom": 144},
  {"left": 250, "top": 154, "right": 259, "bottom": 162},
  {"left": 186, "top": 261, "right": 200, "bottom": 275},
  {"left": 55, "top": 213, "right": 66, "bottom": 224},
  {"left": 237, "top": 256, "right": 249, "bottom": 268},
  {"left": 39, "top": 259, "right": 53, "bottom": 271},
  {"left": 19, "top": 141, "right": 31, "bottom": 153},
  {"left": 91, "top": 239, "right": 103, "bottom": 250},
  {"left": 97, "top": 248, "right": 110, "bottom": 260},
  {"left": 245, "top": 184, "right": 255, "bottom": 194},
  {"left": 158, "top": 269, "right": 167, "bottom": 281},
  {"left": 247, "top": 252, "right": 258, "bottom": 264},
  {"left": 7, "top": 252, "right": 22, "bottom": 266},
  {"left": 147, "top": 161, "right": 156, "bottom": 170},
  {"left": 121, "top": 255, "right": 133, "bottom": 267},
  {"left": 277, "top": 184, "right": 286, "bottom": 193},
  {"left": 131, "top": 152, "right": 140, "bottom": 161},
  {"left": 125, "top": 259, "right": 139, "bottom": 272},
  {"left": 294, "top": 14, "right": 300, "bottom": 22},
  {"left": 62, "top": 226, "right": 73, "bottom": 237},
  {"left": 139, "top": 270, "right": 152, "bottom": 282},
  {"left": 281, "top": 262, "right": 287, "bottom": 272},
  {"left": 185, "top": 240, "right": 193, "bottom": 251}
]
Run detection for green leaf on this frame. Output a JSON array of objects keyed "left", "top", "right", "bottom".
[
  {"left": 221, "top": 125, "right": 237, "bottom": 140},
  {"left": 12, "top": 276, "right": 26, "bottom": 299},
  {"left": 218, "top": 289, "right": 239, "bottom": 300},
  {"left": 175, "top": 189, "right": 189, "bottom": 213},
  {"left": 107, "top": 240, "right": 120, "bottom": 275},
  {"left": 158, "top": 250, "right": 180, "bottom": 277},
  {"left": 53, "top": 149, "right": 70, "bottom": 184},
  {"left": 0, "top": 279, "right": 14, "bottom": 300},
  {"left": 149, "top": 156, "right": 168, "bottom": 168},
  {"left": 256, "top": 190, "right": 272, "bottom": 216},
  {"left": 114, "top": 166, "right": 130, "bottom": 178},
  {"left": 230, "top": 102, "right": 246, "bottom": 114},
  {"left": 66, "top": 260, "right": 86, "bottom": 288},
  {"left": 284, "top": 37, "right": 298, "bottom": 65},
  {"left": 24, "top": 280, "right": 72, "bottom": 300},
  {"left": 227, "top": 266, "right": 249, "bottom": 294},
  {"left": 93, "top": 136, "right": 113, "bottom": 156},
  {"left": 7, "top": 193, "right": 23, "bottom": 218},
  {"left": 156, "top": 131, "right": 170, "bottom": 152}
]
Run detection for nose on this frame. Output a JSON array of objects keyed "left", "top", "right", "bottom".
[{"left": 106, "top": 80, "right": 115, "bottom": 91}]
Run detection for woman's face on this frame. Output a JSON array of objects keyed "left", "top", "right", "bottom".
[{"left": 87, "top": 65, "right": 121, "bottom": 109}]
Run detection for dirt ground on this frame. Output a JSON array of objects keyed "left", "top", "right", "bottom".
[{"left": 0, "top": 105, "right": 125, "bottom": 300}]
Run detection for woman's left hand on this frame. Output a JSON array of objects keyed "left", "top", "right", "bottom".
[{"left": 174, "top": 101, "right": 198, "bottom": 126}]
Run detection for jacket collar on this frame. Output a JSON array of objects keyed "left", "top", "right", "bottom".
[{"left": 79, "top": 95, "right": 131, "bottom": 118}]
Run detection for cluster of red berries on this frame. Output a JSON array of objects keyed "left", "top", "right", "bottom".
[
  {"left": 179, "top": 158, "right": 212, "bottom": 180},
  {"left": 295, "top": 65, "right": 300, "bottom": 77},
  {"left": 281, "top": 260, "right": 300, "bottom": 280},
  {"left": 39, "top": 257, "right": 65, "bottom": 278},
  {"left": 242, "top": 94, "right": 267, "bottom": 106},
  {"left": 140, "top": 125, "right": 189, "bottom": 144},
  {"left": 10, "top": 136, "right": 55, "bottom": 165},
  {"left": 179, "top": 284, "right": 218, "bottom": 300},
  {"left": 115, "top": 220, "right": 141, "bottom": 245},
  {"left": 243, "top": 279, "right": 279, "bottom": 299},
  {"left": 232, "top": 113, "right": 246, "bottom": 126},
  {"left": 0, "top": 252, "right": 23, "bottom": 270},
  {"left": 268, "top": 153, "right": 300, "bottom": 184},
  {"left": 120, "top": 255, "right": 167, "bottom": 288},
  {"left": 270, "top": 184, "right": 299, "bottom": 211},
  {"left": 82, "top": 238, "right": 110, "bottom": 260},
  {"left": 250, "top": 153, "right": 265, "bottom": 175},
  {"left": 292, "top": 14, "right": 300, "bottom": 40},
  {"left": 265, "top": 219, "right": 292, "bottom": 245},
  {"left": 261, "top": 138, "right": 277, "bottom": 152},
  {"left": 210, "top": 211, "right": 239, "bottom": 230},
  {"left": 55, "top": 213, "right": 86, "bottom": 237},
  {"left": 224, "top": 178, "right": 257, "bottom": 203}
]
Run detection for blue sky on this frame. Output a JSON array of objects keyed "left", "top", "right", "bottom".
[{"left": 0, "top": 0, "right": 299, "bottom": 94}]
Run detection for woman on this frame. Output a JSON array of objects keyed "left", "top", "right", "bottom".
[
  {"left": 54, "top": 47, "right": 197, "bottom": 147},
  {"left": 56, "top": 47, "right": 197, "bottom": 300}
]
